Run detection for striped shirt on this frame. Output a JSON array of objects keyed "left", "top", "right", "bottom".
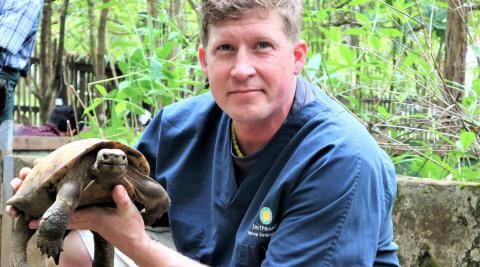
[{"left": 0, "top": 0, "right": 43, "bottom": 70}]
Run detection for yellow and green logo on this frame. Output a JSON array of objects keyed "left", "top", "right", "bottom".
[{"left": 259, "top": 207, "right": 273, "bottom": 225}]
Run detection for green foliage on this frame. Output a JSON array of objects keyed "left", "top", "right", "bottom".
[
  {"left": 67, "top": 0, "right": 479, "bottom": 180},
  {"left": 301, "top": 0, "right": 479, "bottom": 180},
  {"left": 75, "top": 0, "right": 203, "bottom": 145}
]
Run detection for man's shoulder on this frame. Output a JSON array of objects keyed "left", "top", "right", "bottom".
[
  {"left": 164, "top": 92, "right": 213, "bottom": 112},
  {"left": 297, "top": 93, "right": 392, "bottom": 172},
  {"left": 162, "top": 92, "right": 217, "bottom": 121}
]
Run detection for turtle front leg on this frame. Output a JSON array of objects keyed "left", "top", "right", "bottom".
[
  {"left": 37, "top": 180, "right": 84, "bottom": 264},
  {"left": 10, "top": 214, "right": 35, "bottom": 267},
  {"left": 92, "top": 231, "right": 114, "bottom": 267}
]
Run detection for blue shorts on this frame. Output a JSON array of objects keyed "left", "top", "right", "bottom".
[{"left": 0, "top": 68, "right": 20, "bottom": 124}]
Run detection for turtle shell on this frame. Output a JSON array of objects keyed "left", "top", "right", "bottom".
[{"left": 10, "top": 138, "right": 150, "bottom": 203}]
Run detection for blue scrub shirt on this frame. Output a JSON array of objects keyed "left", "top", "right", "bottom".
[{"left": 136, "top": 77, "right": 400, "bottom": 266}]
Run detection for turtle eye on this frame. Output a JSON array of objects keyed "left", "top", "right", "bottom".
[
  {"left": 102, "top": 154, "right": 108, "bottom": 160},
  {"left": 122, "top": 155, "right": 126, "bottom": 161}
]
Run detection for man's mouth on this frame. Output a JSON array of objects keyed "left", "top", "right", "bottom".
[{"left": 230, "top": 89, "right": 262, "bottom": 94}]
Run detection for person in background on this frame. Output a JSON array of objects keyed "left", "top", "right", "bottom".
[
  {"left": 0, "top": 0, "right": 43, "bottom": 125},
  {"left": 8, "top": 0, "right": 400, "bottom": 266},
  {"left": 16, "top": 105, "right": 83, "bottom": 137}
]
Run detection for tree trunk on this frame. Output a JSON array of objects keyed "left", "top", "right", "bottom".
[
  {"left": 38, "top": 0, "right": 53, "bottom": 123},
  {"left": 51, "top": 0, "right": 69, "bottom": 103},
  {"left": 86, "top": 0, "right": 97, "bottom": 68},
  {"left": 444, "top": 0, "right": 469, "bottom": 103},
  {"left": 95, "top": 0, "right": 109, "bottom": 82},
  {"left": 147, "top": 0, "right": 159, "bottom": 31},
  {"left": 94, "top": 0, "right": 110, "bottom": 126},
  {"left": 146, "top": 0, "right": 160, "bottom": 54}
]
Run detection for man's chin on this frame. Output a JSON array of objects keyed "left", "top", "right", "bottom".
[{"left": 228, "top": 110, "right": 272, "bottom": 124}]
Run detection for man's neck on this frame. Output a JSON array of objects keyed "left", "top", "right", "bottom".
[{"left": 232, "top": 112, "right": 288, "bottom": 156}]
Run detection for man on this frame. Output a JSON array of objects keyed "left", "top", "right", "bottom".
[
  {"left": 9, "top": 0, "right": 400, "bottom": 266},
  {"left": 0, "top": 0, "right": 43, "bottom": 125},
  {"left": 15, "top": 105, "right": 84, "bottom": 137}
]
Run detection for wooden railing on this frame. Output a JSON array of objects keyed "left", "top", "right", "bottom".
[{"left": 13, "top": 55, "right": 119, "bottom": 126}]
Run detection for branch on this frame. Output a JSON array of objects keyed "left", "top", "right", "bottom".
[{"left": 465, "top": 3, "right": 480, "bottom": 11}]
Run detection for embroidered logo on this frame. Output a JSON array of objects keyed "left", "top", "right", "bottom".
[
  {"left": 259, "top": 207, "right": 273, "bottom": 225},
  {"left": 248, "top": 207, "right": 277, "bottom": 238}
]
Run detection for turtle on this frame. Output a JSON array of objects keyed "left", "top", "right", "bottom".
[{"left": 6, "top": 138, "right": 170, "bottom": 267}]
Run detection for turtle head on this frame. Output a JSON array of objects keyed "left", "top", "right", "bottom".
[{"left": 92, "top": 148, "right": 128, "bottom": 178}]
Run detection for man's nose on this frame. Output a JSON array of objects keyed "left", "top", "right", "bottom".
[{"left": 230, "top": 49, "right": 255, "bottom": 80}]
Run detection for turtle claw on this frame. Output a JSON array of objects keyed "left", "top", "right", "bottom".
[
  {"left": 52, "top": 253, "right": 61, "bottom": 265},
  {"left": 37, "top": 238, "right": 63, "bottom": 264},
  {"left": 141, "top": 211, "right": 157, "bottom": 226}
]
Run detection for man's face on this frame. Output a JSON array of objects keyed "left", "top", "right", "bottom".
[{"left": 199, "top": 10, "right": 307, "bottom": 125}]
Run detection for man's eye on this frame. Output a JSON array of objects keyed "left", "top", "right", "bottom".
[
  {"left": 217, "top": 44, "right": 233, "bottom": 51},
  {"left": 257, "top": 42, "right": 272, "bottom": 49}
]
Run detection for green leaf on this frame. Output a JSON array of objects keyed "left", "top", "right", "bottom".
[
  {"left": 377, "top": 106, "right": 391, "bottom": 119},
  {"left": 95, "top": 84, "right": 107, "bottom": 97},
  {"left": 344, "top": 28, "right": 367, "bottom": 36},
  {"left": 321, "top": 28, "right": 341, "bottom": 43},
  {"left": 456, "top": 132, "right": 475, "bottom": 152},
  {"left": 114, "top": 101, "right": 128, "bottom": 116},
  {"left": 472, "top": 79, "right": 480, "bottom": 96},
  {"left": 314, "top": 10, "right": 329, "bottom": 21},
  {"left": 370, "top": 36, "right": 381, "bottom": 50},
  {"left": 306, "top": 53, "right": 322, "bottom": 72},
  {"left": 84, "top": 98, "right": 103, "bottom": 114},
  {"left": 378, "top": 28, "right": 403, "bottom": 38},
  {"left": 96, "top": 1, "right": 116, "bottom": 10},
  {"left": 355, "top": 13, "right": 371, "bottom": 24},
  {"left": 349, "top": 0, "right": 370, "bottom": 6},
  {"left": 339, "top": 46, "right": 356, "bottom": 65},
  {"left": 157, "top": 41, "right": 174, "bottom": 59},
  {"left": 150, "top": 59, "right": 164, "bottom": 80}
]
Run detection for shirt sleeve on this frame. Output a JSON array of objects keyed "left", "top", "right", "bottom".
[
  {"left": 0, "top": 0, "right": 42, "bottom": 54},
  {"left": 262, "top": 148, "right": 399, "bottom": 267}
]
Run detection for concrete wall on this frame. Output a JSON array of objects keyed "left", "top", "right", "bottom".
[
  {"left": 394, "top": 176, "right": 480, "bottom": 267},
  {"left": 1, "top": 157, "right": 480, "bottom": 266}
]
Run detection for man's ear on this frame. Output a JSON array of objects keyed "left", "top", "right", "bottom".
[
  {"left": 198, "top": 46, "right": 209, "bottom": 78},
  {"left": 293, "top": 40, "right": 308, "bottom": 75}
]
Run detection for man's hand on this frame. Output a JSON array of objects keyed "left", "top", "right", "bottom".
[
  {"left": 8, "top": 166, "right": 157, "bottom": 264},
  {"left": 28, "top": 185, "right": 149, "bottom": 256},
  {"left": 5, "top": 167, "right": 32, "bottom": 218}
]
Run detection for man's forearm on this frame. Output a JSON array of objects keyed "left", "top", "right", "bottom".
[{"left": 127, "top": 237, "right": 207, "bottom": 267}]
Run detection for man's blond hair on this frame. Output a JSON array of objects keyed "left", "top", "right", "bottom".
[{"left": 199, "top": 0, "right": 303, "bottom": 47}]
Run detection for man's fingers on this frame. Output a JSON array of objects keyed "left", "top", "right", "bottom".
[
  {"left": 29, "top": 219, "right": 40, "bottom": 229},
  {"left": 10, "top": 177, "right": 23, "bottom": 191},
  {"left": 5, "top": 205, "right": 18, "bottom": 218},
  {"left": 33, "top": 158, "right": 42, "bottom": 167},
  {"left": 19, "top": 167, "right": 31, "bottom": 180},
  {"left": 112, "top": 185, "right": 134, "bottom": 213}
]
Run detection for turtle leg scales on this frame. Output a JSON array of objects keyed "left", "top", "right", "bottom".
[
  {"left": 10, "top": 215, "right": 35, "bottom": 267},
  {"left": 36, "top": 167, "right": 87, "bottom": 264},
  {"left": 126, "top": 166, "right": 170, "bottom": 225},
  {"left": 92, "top": 231, "right": 114, "bottom": 267},
  {"left": 37, "top": 203, "right": 68, "bottom": 264},
  {"left": 36, "top": 200, "right": 71, "bottom": 264}
]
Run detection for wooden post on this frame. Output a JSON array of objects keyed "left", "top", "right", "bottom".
[{"left": 0, "top": 120, "right": 14, "bottom": 266}]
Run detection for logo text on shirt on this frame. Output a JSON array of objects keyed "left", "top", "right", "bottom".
[
  {"left": 248, "top": 223, "right": 278, "bottom": 238},
  {"left": 248, "top": 207, "right": 277, "bottom": 238}
]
